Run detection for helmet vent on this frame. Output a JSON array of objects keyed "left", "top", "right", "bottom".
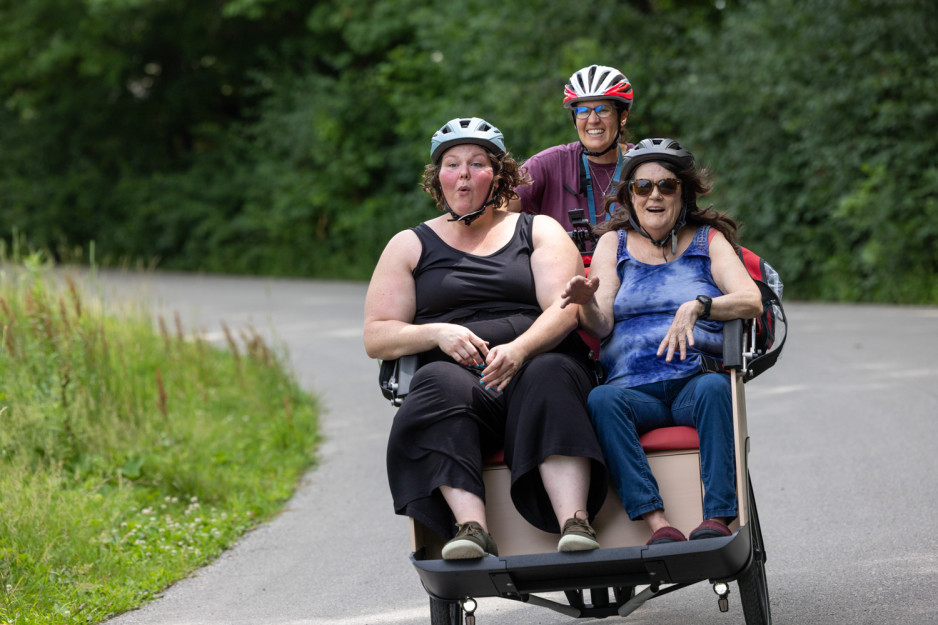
[{"left": 563, "top": 64, "right": 633, "bottom": 111}]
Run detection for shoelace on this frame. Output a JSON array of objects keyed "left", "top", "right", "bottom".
[
  {"left": 454, "top": 522, "right": 483, "bottom": 538},
  {"left": 563, "top": 516, "right": 595, "bottom": 537}
]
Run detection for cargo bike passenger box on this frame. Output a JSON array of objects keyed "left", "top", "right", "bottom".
[{"left": 378, "top": 279, "right": 786, "bottom": 625}]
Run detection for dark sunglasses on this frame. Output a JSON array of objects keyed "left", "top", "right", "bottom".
[
  {"left": 629, "top": 178, "right": 682, "bottom": 197},
  {"left": 573, "top": 104, "right": 616, "bottom": 119}
]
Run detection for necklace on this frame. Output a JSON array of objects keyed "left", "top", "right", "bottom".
[
  {"left": 587, "top": 160, "right": 616, "bottom": 197},
  {"left": 581, "top": 148, "right": 624, "bottom": 224}
]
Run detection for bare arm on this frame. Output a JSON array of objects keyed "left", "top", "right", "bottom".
[
  {"left": 707, "top": 231, "right": 763, "bottom": 320},
  {"left": 479, "top": 215, "right": 583, "bottom": 390},
  {"left": 657, "top": 230, "right": 763, "bottom": 362},
  {"left": 560, "top": 230, "right": 620, "bottom": 338},
  {"left": 363, "top": 230, "right": 490, "bottom": 365}
]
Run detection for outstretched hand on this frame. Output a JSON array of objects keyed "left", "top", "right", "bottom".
[{"left": 560, "top": 275, "right": 600, "bottom": 309}]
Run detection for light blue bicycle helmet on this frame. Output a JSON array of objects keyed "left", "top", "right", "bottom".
[{"left": 430, "top": 117, "right": 506, "bottom": 164}]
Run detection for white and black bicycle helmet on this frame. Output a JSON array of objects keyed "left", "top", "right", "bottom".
[
  {"left": 430, "top": 117, "right": 506, "bottom": 165},
  {"left": 563, "top": 65, "right": 634, "bottom": 111},
  {"left": 563, "top": 65, "right": 633, "bottom": 157}
]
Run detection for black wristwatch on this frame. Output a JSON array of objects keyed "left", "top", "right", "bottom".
[{"left": 696, "top": 295, "right": 712, "bottom": 320}]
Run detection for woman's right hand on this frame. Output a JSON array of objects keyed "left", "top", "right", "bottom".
[
  {"left": 560, "top": 275, "right": 600, "bottom": 309},
  {"left": 436, "top": 323, "right": 490, "bottom": 367}
]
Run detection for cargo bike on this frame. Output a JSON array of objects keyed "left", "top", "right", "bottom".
[{"left": 379, "top": 210, "right": 787, "bottom": 625}]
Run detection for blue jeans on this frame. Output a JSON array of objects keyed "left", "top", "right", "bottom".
[{"left": 588, "top": 373, "right": 737, "bottom": 521}]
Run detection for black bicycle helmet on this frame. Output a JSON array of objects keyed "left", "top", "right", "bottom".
[
  {"left": 620, "top": 137, "right": 695, "bottom": 182},
  {"left": 621, "top": 138, "right": 697, "bottom": 255}
]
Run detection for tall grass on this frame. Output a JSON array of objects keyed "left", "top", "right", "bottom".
[{"left": 0, "top": 254, "right": 320, "bottom": 624}]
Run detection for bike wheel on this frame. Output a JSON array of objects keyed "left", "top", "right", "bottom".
[
  {"left": 429, "top": 596, "right": 463, "bottom": 625},
  {"left": 738, "top": 476, "right": 772, "bottom": 624}
]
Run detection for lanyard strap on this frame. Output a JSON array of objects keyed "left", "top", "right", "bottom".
[{"left": 581, "top": 147, "right": 624, "bottom": 224}]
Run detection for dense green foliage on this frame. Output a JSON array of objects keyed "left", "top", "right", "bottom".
[
  {"left": 682, "top": 0, "right": 938, "bottom": 302},
  {"left": 0, "top": 255, "right": 319, "bottom": 623},
  {"left": 1, "top": 0, "right": 936, "bottom": 301}
]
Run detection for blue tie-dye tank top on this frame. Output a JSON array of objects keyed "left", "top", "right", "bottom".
[{"left": 599, "top": 226, "right": 725, "bottom": 388}]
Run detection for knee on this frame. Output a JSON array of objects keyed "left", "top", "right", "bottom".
[
  {"left": 587, "top": 385, "right": 613, "bottom": 416},
  {"left": 691, "top": 374, "right": 732, "bottom": 424},
  {"left": 526, "top": 352, "right": 583, "bottom": 382},
  {"left": 588, "top": 386, "right": 630, "bottom": 429},
  {"left": 588, "top": 385, "right": 614, "bottom": 412},
  {"left": 407, "top": 361, "right": 478, "bottom": 398},
  {"left": 395, "top": 361, "right": 474, "bottom": 420},
  {"left": 689, "top": 375, "right": 730, "bottom": 406},
  {"left": 696, "top": 373, "right": 731, "bottom": 396},
  {"left": 410, "top": 360, "right": 456, "bottom": 387}
]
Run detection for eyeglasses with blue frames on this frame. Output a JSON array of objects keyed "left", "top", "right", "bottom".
[
  {"left": 573, "top": 104, "right": 617, "bottom": 120},
  {"left": 629, "top": 178, "right": 682, "bottom": 197}
]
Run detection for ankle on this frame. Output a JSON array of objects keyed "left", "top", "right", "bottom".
[
  {"left": 643, "top": 510, "right": 671, "bottom": 534},
  {"left": 456, "top": 519, "right": 487, "bottom": 532}
]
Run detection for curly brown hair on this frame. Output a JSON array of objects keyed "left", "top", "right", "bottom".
[
  {"left": 422, "top": 150, "right": 528, "bottom": 210},
  {"left": 593, "top": 159, "right": 741, "bottom": 246}
]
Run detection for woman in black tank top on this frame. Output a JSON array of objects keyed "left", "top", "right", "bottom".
[{"left": 364, "top": 117, "right": 608, "bottom": 558}]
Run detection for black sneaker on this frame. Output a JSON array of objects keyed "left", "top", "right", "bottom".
[
  {"left": 558, "top": 512, "right": 600, "bottom": 552},
  {"left": 441, "top": 521, "right": 499, "bottom": 560}
]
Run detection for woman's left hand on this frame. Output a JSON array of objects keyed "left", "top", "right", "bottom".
[
  {"left": 657, "top": 300, "right": 701, "bottom": 362},
  {"left": 479, "top": 342, "right": 527, "bottom": 392}
]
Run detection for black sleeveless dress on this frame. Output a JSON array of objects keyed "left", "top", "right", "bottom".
[{"left": 385, "top": 213, "right": 607, "bottom": 540}]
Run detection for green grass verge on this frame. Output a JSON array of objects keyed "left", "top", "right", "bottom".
[{"left": 0, "top": 256, "right": 320, "bottom": 624}]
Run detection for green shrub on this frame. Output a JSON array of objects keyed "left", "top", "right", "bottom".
[{"left": 0, "top": 256, "right": 320, "bottom": 624}]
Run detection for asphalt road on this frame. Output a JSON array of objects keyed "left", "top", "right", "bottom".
[{"left": 91, "top": 270, "right": 938, "bottom": 625}]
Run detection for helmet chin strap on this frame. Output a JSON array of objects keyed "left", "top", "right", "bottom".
[
  {"left": 628, "top": 205, "right": 688, "bottom": 257},
  {"left": 580, "top": 126, "right": 621, "bottom": 158},
  {"left": 446, "top": 179, "right": 497, "bottom": 226}
]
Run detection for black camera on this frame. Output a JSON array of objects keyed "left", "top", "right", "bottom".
[{"left": 566, "top": 209, "right": 596, "bottom": 253}]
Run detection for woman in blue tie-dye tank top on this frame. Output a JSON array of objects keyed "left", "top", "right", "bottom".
[{"left": 560, "top": 138, "right": 763, "bottom": 546}]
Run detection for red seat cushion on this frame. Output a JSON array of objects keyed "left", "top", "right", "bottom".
[
  {"left": 483, "top": 450, "right": 505, "bottom": 466},
  {"left": 639, "top": 426, "right": 700, "bottom": 451},
  {"left": 482, "top": 426, "right": 698, "bottom": 468},
  {"left": 578, "top": 330, "right": 601, "bottom": 358}
]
